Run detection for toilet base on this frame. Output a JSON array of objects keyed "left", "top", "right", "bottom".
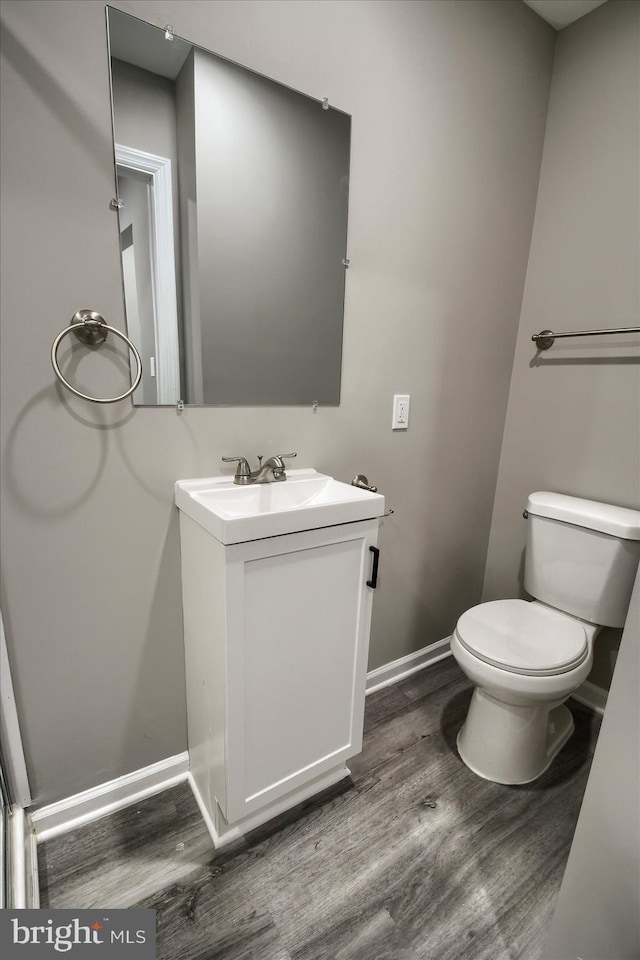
[{"left": 456, "top": 688, "right": 575, "bottom": 785}]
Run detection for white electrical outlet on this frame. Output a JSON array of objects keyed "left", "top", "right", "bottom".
[{"left": 392, "top": 394, "right": 410, "bottom": 430}]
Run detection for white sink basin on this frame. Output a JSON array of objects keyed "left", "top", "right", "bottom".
[{"left": 175, "top": 468, "right": 385, "bottom": 544}]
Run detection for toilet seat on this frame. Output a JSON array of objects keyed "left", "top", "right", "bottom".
[{"left": 455, "top": 600, "right": 589, "bottom": 676}]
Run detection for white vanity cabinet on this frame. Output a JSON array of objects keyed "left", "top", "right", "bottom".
[{"left": 178, "top": 510, "right": 380, "bottom": 845}]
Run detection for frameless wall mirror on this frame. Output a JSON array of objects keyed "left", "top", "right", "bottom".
[{"left": 106, "top": 7, "right": 350, "bottom": 406}]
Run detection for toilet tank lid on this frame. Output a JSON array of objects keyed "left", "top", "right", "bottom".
[{"left": 527, "top": 492, "right": 640, "bottom": 540}]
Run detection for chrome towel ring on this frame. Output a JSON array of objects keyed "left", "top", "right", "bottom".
[{"left": 51, "top": 310, "right": 142, "bottom": 403}]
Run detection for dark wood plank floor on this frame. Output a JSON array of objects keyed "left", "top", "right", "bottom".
[{"left": 38, "top": 658, "right": 601, "bottom": 959}]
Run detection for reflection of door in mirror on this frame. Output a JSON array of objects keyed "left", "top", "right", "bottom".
[
  {"left": 118, "top": 170, "right": 154, "bottom": 404},
  {"left": 116, "top": 145, "right": 180, "bottom": 404}
]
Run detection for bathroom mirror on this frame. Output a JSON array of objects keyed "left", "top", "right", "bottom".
[{"left": 107, "top": 7, "right": 350, "bottom": 406}]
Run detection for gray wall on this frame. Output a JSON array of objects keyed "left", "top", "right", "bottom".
[
  {"left": 110, "top": 58, "right": 179, "bottom": 173},
  {"left": 542, "top": 568, "right": 640, "bottom": 959},
  {"left": 0, "top": 0, "right": 554, "bottom": 805},
  {"left": 483, "top": 0, "right": 640, "bottom": 690},
  {"left": 193, "top": 47, "right": 349, "bottom": 406}
]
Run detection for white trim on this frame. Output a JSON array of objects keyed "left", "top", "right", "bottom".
[
  {"left": 366, "top": 638, "right": 452, "bottom": 695},
  {"left": 25, "top": 646, "right": 605, "bottom": 851},
  {"left": 188, "top": 765, "right": 350, "bottom": 850},
  {"left": 1, "top": 615, "right": 32, "bottom": 807},
  {"left": 366, "top": 639, "right": 608, "bottom": 716},
  {"left": 187, "top": 774, "right": 228, "bottom": 847},
  {"left": 31, "top": 752, "right": 189, "bottom": 843},
  {"left": 571, "top": 679, "right": 608, "bottom": 716},
  {"left": 115, "top": 143, "right": 180, "bottom": 404}
]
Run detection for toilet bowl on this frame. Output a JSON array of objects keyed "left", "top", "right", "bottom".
[
  {"left": 451, "top": 492, "right": 640, "bottom": 785},
  {"left": 451, "top": 600, "right": 597, "bottom": 784}
]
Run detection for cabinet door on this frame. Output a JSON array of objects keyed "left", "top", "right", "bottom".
[{"left": 223, "top": 520, "right": 378, "bottom": 822}]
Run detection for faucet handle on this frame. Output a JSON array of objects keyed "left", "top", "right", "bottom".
[
  {"left": 221, "top": 456, "right": 252, "bottom": 482},
  {"left": 278, "top": 453, "right": 297, "bottom": 460}
]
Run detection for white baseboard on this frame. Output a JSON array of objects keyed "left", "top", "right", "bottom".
[
  {"left": 28, "top": 647, "right": 604, "bottom": 848},
  {"left": 188, "top": 765, "right": 351, "bottom": 850},
  {"left": 27, "top": 639, "right": 452, "bottom": 848},
  {"left": 571, "top": 679, "right": 608, "bottom": 716},
  {"left": 31, "top": 752, "right": 190, "bottom": 842},
  {"left": 28, "top": 638, "right": 452, "bottom": 846},
  {"left": 366, "top": 637, "right": 452, "bottom": 695},
  {"left": 366, "top": 639, "right": 608, "bottom": 718}
]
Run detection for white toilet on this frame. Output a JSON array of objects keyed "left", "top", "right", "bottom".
[{"left": 451, "top": 492, "right": 640, "bottom": 785}]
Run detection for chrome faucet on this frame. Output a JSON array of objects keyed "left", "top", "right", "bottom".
[
  {"left": 222, "top": 453, "right": 297, "bottom": 485},
  {"left": 251, "top": 454, "right": 294, "bottom": 483}
]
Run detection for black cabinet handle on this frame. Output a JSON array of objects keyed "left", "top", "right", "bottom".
[{"left": 367, "top": 546, "right": 380, "bottom": 588}]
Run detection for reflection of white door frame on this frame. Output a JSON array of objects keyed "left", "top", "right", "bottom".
[
  {"left": 115, "top": 143, "right": 180, "bottom": 404},
  {"left": 120, "top": 242, "right": 145, "bottom": 399}
]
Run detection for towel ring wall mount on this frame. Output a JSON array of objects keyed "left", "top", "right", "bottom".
[{"left": 51, "top": 310, "right": 142, "bottom": 403}]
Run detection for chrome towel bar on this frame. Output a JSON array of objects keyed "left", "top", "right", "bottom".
[
  {"left": 532, "top": 326, "right": 640, "bottom": 350},
  {"left": 51, "top": 310, "right": 142, "bottom": 403}
]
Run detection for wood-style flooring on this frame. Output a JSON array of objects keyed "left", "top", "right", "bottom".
[{"left": 38, "top": 658, "right": 601, "bottom": 959}]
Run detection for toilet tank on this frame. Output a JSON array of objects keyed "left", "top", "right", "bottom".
[{"left": 524, "top": 492, "right": 640, "bottom": 627}]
